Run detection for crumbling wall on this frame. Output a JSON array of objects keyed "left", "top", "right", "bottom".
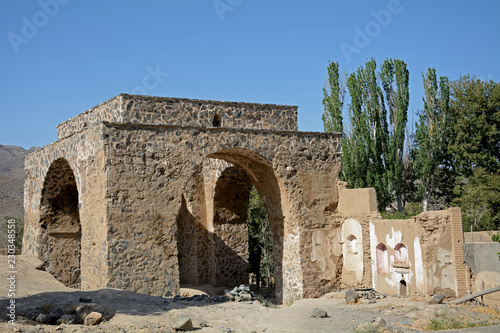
[
  {"left": 369, "top": 208, "right": 468, "bottom": 298},
  {"left": 300, "top": 187, "right": 379, "bottom": 298}
]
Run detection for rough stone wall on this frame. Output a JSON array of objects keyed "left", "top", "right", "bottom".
[
  {"left": 212, "top": 166, "right": 252, "bottom": 286},
  {"left": 102, "top": 122, "right": 341, "bottom": 302},
  {"left": 38, "top": 158, "right": 81, "bottom": 288},
  {"left": 23, "top": 124, "right": 109, "bottom": 290},
  {"left": 57, "top": 94, "right": 298, "bottom": 140}
]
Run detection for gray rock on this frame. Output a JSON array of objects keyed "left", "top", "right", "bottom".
[
  {"left": 57, "top": 314, "right": 76, "bottom": 325},
  {"left": 75, "top": 303, "right": 115, "bottom": 323},
  {"left": 428, "top": 293, "right": 445, "bottom": 304},
  {"left": 373, "top": 317, "right": 386, "bottom": 329},
  {"left": 84, "top": 311, "right": 102, "bottom": 326},
  {"left": 173, "top": 315, "right": 193, "bottom": 331},
  {"left": 199, "top": 320, "right": 209, "bottom": 327},
  {"left": 36, "top": 313, "right": 54, "bottom": 324},
  {"left": 49, "top": 308, "right": 64, "bottom": 319},
  {"left": 311, "top": 308, "right": 327, "bottom": 318},
  {"left": 345, "top": 290, "right": 359, "bottom": 304},
  {"left": 240, "top": 293, "right": 252, "bottom": 302}
]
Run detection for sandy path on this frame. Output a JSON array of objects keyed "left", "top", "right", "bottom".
[{"left": 1, "top": 255, "right": 500, "bottom": 332}]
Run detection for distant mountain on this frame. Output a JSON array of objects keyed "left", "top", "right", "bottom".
[{"left": 0, "top": 144, "right": 40, "bottom": 220}]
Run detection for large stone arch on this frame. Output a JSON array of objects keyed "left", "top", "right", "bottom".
[
  {"left": 207, "top": 148, "right": 288, "bottom": 302},
  {"left": 38, "top": 158, "right": 82, "bottom": 288}
]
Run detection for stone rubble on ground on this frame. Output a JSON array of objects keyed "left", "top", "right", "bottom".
[
  {"left": 355, "top": 288, "right": 388, "bottom": 300},
  {"left": 172, "top": 315, "right": 193, "bottom": 331},
  {"left": 224, "top": 284, "right": 256, "bottom": 302},
  {"left": 428, "top": 293, "right": 445, "bottom": 304}
]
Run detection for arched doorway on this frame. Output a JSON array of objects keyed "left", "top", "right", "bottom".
[
  {"left": 176, "top": 148, "right": 286, "bottom": 302},
  {"left": 207, "top": 148, "right": 286, "bottom": 302},
  {"left": 39, "top": 158, "right": 81, "bottom": 288}
]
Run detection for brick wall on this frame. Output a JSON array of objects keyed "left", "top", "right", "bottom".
[{"left": 450, "top": 208, "right": 471, "bottom": 297}]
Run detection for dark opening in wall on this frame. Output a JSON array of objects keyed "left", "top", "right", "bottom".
[{"left": 212, "top": 114, "right": 222, "bottom": 127}]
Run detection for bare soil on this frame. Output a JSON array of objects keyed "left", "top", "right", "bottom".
[{"left": 1, "top": 255, "right": 500, "bottom": 333}]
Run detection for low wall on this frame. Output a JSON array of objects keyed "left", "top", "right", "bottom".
[{"left": 464, "top": 243, "right": 500, "bottom": 273}]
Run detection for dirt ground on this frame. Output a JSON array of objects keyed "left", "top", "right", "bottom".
[{"left": 1, "top": 255, "right": 500, "bottom": 333}]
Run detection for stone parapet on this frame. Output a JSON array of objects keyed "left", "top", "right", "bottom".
[{"left": 56, "top": 94, "right": 299, "bottom": 140}]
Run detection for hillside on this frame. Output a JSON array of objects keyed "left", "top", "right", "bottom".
[{"left": 0, "top": 145, "right": 40, "bottom": 246}]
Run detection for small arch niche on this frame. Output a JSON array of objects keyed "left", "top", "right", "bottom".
[
  {"left": 346, "top": 235, "right": 358, "bottom": 254},
  {"left": 212, "top": 114, "right": 222, "bottom": 127},
  {"left": 376, "top": 243, "right": 388, "bottom": 275},
  {"left": 400, "top": 278, "right": 407, "bottom": 296},
  {"left": 394, "top": 243, "right": 408, "bottom": 265}
]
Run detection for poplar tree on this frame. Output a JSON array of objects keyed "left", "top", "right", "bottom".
[
  {"left": 414, "top": 68, "right": 450, "bottom": 211},
  {"left": 380, "top": 59, "right": 410, "bottom": 211},
  {"left": 323, "top": 58, "right": 410, "bottom": 213},
  {"left": 322, "top": 61, "right": 345, "bottom": 133}
]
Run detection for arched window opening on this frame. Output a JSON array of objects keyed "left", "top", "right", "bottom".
[
  {"left": 376, "top": 243, "right": 388, "bottom": 275},
  {"left": 394, "top": 243, "right": 408, "bottom": 265},
  {"left": 346, "top": 235, "right": 358, "bottom": 254}
]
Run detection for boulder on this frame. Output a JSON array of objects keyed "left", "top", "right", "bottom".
[
  {"left": 75, "top": 303, "right": 115, "bottom": 323},
  {"left": 84, "top": 311, "right": 102, "bottom": 326},
  {"left": 373, "top": 317, "right": 387, "bottom": 329},
  {"left": 49, "top": 308, "right": 64, "bottom": 319},
  {"left": 57, "top": 314, "right": 76, "bottom": 325},
  {"left": 173, "top": 315, "right": 193, "bottom": 331},
  {"left": 428, "top": 294, "right": 445, "bottom": 304},
  {"left": 36, "top": 314, "right": 54, "bottom": 324},
  {"left": 345, "top": 290, "right": 359, "bottom": 304},
  {"left": 311, "top": 308, "right": 327, "bottom": 318}
]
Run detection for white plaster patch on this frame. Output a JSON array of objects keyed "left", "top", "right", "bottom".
[
  {"left": 414, "top": 237, "right": 425, "bottom": 292},
  {"left": 386, "top": 227, "right": 402, "bottom": 249},
  {"left": 369, "top": 222, "right": 378, "bottom": 289},
  {"left": 342, "top": 218, "right": 363, "bottom": 282}
]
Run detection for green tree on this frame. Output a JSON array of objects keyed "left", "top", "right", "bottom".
[
  {"left": 247, "top": 187, "right": 274, "bottom": 289},
  {"left": 322, "top": 61, "right": 345, "bottom": 133},
  {"left": 328, "top": 58, "right": 410, "bottom": 212},
  {"left": 453, "top": 168, "right": 500, "bottom": 231},
  {"left": 380, "top": 59, "right": 410, "bottom": 211},
  {"left": 449, "top": 76, "right": 500, "bottom": 176},
  {"left": 414, "top": 68, "right": 450, "bottom": 211},
  {"left": 447, "top": 76, "right": 500, "bottom": 230}
]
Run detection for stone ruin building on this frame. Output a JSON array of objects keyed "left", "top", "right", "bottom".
[{"left": 23, "top": 94, "right": 470, "bottom": 303}]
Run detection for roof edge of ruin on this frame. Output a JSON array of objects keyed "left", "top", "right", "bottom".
[{"left": 56, "top": 94, "right": 299, "bottom": 129}]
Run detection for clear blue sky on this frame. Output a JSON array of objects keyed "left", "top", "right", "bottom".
[{"left": 1, "top": 0, "right": 499, "bottom": 149}]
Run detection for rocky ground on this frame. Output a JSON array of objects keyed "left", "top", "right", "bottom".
[{"left": 1, "top": 255, "right": 500, "bottom": 333}]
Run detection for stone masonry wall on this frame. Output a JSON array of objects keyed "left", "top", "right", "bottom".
[
  {"left": 57, "top": 94, "right": 298, "bottom": 140},
  {"left": 23, "top": 124, "right": 109, "bottom": 290},
  {"left": 102, "top": 122, "right": 341, "bottom": 302}
]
